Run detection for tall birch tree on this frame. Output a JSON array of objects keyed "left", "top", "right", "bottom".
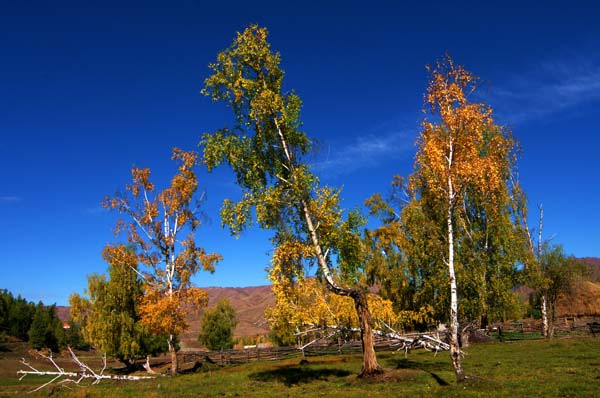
[
  {"left": 413, "top": 55, "right": 515, "bottom": 382},
  {"left": 201, "top": 25, "right": 383, "bottom": 377},
  {"left": 104, "top": 148, "right": 222, "bottom": 375}
]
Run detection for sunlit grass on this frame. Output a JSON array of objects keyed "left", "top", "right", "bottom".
[{"left": 1, "top": 337, "right": 599, "bottom": 398}]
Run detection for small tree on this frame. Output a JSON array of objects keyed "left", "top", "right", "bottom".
[
  {"left": 104, "top": 148, "right": 221, "bottom": 374},
  {"left": 520, "top": 205, "right": 582, "bottom": 339},
  {"left": 69, "top": 244, "right": 166, "bottom": 367},
  {"left": 540, "top": 244, "right": 586, "bottom": 338},
  {"left": 198, "top": 299, "right": 237, "bottom": 351}
]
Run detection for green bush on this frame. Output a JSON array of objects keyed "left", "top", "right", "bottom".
[{"left": 198, "top": 298, "right": 237, "bottom": 350}]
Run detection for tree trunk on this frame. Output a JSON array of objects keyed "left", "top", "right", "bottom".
[
  {"left": 541, "top": 294, "right": 549, "bottom": 338},
  {"left": 300, "top": 197, "right": 382, "bottom": 377},
  {"left": 548, "top": 301, "right": 555, "bottom": 339},
  {"left": 447, "top": 174, "right": 465, "bottom": 383},
  {"left": 480, "top": 314, "right": 489, "bottom": 329},
  {"left": 351, "top": 291, "right": 383, "bottom": 378},
  {"left": 537, "top": 205, "right": 548, "bottom": 339},
  {"left": 143, "top": 355, "right": 156, "bottom": 374},
  {"left": 168, "top": 335, "right": 178, "bottom": 375},
  {"left": 275, "top": 121, "right": 382, "bottom": 378},
  {"left": 122, "top": 358, "right": 136, "bottom": 372}
]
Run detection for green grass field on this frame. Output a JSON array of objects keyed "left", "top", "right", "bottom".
[{"left": 1, "top": 337, "right": 599, "bottom": 397}]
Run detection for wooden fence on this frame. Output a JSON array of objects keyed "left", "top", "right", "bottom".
[
  {"left": 175, "top": 318, "right": 600, "bottom": 368},
  {"left": 177, "top": 334, "right": 439, "bottom": 367},
  {"left": 492, "top": 316, "right": 600, "bottom": 334},
  {"left": 179, "top": 346, "right": 300, "bottom": 366}
]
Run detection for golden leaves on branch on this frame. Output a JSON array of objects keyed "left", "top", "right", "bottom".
[
  {"left": 417, "top": 54, "right": 514, "bottom": 203},
  {"left": 268, "top": 241, "right": 313, "bottom": 293},
  {"left": 267, "top": 237, "right": 430, "bottom": 334},
  {"left": 140, "top": 291, "right": 186, "bottom": 336},
  {"left": 128, "top": 168, "right": 154, "bottom": 198},
  {"left": 266, "top": 276, "right": 428, "bottom": 335},
  {"left": 139, "top": 286, "right": 209, "bottom": 337}
]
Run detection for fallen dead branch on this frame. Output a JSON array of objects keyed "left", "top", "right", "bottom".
[
  {"left": 18, "top": 347, "right": 155, "bottom": 393},
  {"left": 377, "top": 321, "right": 451, "bottom": 357},
  {"left": 293, "top": 321, "right": 453, "bottom": 357}
]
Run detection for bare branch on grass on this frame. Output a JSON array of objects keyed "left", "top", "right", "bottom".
[{"left": 18, "top": 347, "right": 155, "bottom": 393}]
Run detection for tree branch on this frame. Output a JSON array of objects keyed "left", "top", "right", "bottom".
[{"left": 18, "top": 348, "right": 155, "bottom": 393}]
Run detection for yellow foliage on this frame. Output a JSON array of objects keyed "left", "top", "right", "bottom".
[
  {"left": 266, "top": 276, "right": 430, "bottom": 336},
  {"left": 417, "top": 55, "right": 513, "bottom": 204}
]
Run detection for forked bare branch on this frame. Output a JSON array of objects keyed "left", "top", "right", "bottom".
[{"left": 18, "top": 347, "right": 155, "bottom": 393}]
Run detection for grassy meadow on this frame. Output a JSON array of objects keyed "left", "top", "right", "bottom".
[{"left": 1, "top": 337, "right": 599, "bottom": 398}]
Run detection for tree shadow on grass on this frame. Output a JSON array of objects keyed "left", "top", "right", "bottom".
[
  {"left": 249, "top": 366, "right": 351, "bottom": 387},
  {"left": 387, "top": 357, "right": 450, "bottom": 386}
]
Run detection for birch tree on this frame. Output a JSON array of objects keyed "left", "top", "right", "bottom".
[
  {"left": 104, "top": 148, "right": 222, "bottom": 374},
  {"left": 413, "top": 55, "right": 516, "bottom": 382},
  {"left": 201, "top": 25, "right": 383, "bottom": 377},
  {"left": 522, "top": 207, "right": 586, "bottom": 338},
  {"left": 520, "top": 204, "right": 553, "bottom": 337},
  {"left": 539, "top": 244, "right": 582, "bottom": 337}
]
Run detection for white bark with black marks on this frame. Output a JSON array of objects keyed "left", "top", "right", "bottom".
[{"left": 18, "top": 347, "right": 155, "bottom": 393}]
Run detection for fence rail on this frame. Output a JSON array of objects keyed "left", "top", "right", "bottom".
[
  {"left": 176, "top": 334, "right": 441, "bottom": 367},
  {"left": 174, "top": 317, "right": 600, "bottom": 368}
]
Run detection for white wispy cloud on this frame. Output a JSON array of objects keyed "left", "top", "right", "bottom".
[
  {"left": 310, "top": 125, "right": 416, "bottom": 176},
  {"left": 487, "top": 56, "right": 600, "bottom": 124}
]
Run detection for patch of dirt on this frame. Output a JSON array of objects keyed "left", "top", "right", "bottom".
[{"left": 349, "top": 368, "right": 420, "bottom": 384}]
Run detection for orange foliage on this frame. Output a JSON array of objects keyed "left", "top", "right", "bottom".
[
  {"left": 417, "top": 54, "right": 512, "bottom": 203},
  {"left": 103, "top": 147, "right": 221, "bottom": 350}
]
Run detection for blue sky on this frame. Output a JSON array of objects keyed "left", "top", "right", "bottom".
[{"left": 2, "top": 1, "right": 599, "bottom": 306}]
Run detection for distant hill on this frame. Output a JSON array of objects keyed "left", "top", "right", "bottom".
[
  {"left": 56, "top": 285, "right": 276, "bottom": 351},
  {"left": 558, "top": 280, "right": 600, "bottom": 317},
  {"left": 514, "top": 257, "right": 600, "bottom": 318},
  {"left": 56, "top": 306, "right": 70, "bottom": 324},
  {"left": 180, "top": 285, "right": 275, "bottom": 350},
  {"left": 578, "top": 257, "right": 600, "bottom": 281}
]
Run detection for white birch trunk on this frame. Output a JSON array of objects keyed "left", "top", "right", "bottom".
[
  {"left": 541, "top": 295, "right": 549, "bottom": 338},
  {"left": 537, "top": 205, "right": 549, "bottom": 338},
  {"left": 274, "top": 117, "right": 381, "bottom": 376},
  {"left": 444, "top": 133, "right": 464, "bottom": 382},
  {"left": 447, "top": 172, "right": 465, "bottom": 382}
]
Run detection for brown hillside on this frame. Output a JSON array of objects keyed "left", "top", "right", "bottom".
[
  {"left": 56, "top": 306, "right": 70, "bottom": 323},
  {"left": 57, "top": 285, "right": 275, "bottom": 351},
  {"left": 557, "top": 280, "right": 600, "bottom": 317},
  {"left": 515, "top": 280, "right": 600, "bottom": 318},
  {"left": 578, "top": 257, "right": 600, "bottom": 281},
  {"left": 175, "top": 285, "right": 275, "bottom": 351}
]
